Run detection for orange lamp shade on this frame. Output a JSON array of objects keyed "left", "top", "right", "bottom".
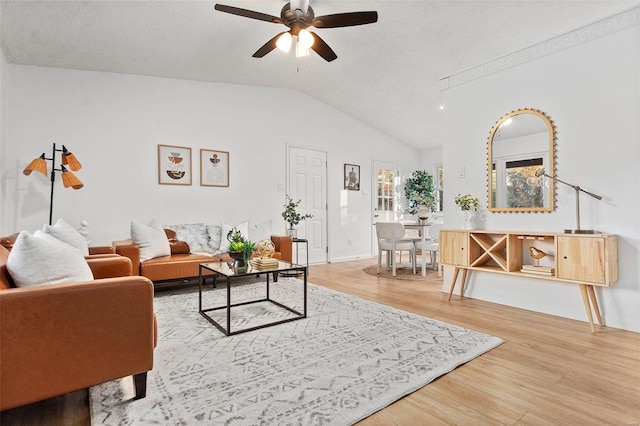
[
  {"left": 61, "top": 145, "right": 82, "bottom": 171},
  {"left": 23, "top": 154, "right": 48, "bottom": 176},
  {"left": 61, "top": 167, "right": 84, "bottom": 190}
]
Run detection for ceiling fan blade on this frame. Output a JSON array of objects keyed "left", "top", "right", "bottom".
[
  {"left": 312, "top": 11, "right": 378, "bottom": 28},
  {"left": 309, "top": 32, "right": 337, "bottom": 62},
  {"left": 253, "top": 32, "right": 287, "bottom": 58},
  {"left": 214, "top": 4, "right": 283, "bottom": 24}
]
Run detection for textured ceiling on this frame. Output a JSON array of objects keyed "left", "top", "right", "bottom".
[{"left": 2, "top": 0, "right": 639, "bottom": 149}]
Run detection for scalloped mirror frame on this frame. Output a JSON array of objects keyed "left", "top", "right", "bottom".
[{"left": 486, "top": 108, "right": 557, "bottom": 213}]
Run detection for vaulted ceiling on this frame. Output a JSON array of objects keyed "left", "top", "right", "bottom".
[{"left": 2, "top": 1, "right": 638, "bottom": 150}]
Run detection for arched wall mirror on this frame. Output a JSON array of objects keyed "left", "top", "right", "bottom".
[{"left": 487, "top": 108, "right": 556, "bottom": 213}]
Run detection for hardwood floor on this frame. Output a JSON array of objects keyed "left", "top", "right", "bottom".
[{"left": 2, "top": 259, "right": 639, "bottom": 425}]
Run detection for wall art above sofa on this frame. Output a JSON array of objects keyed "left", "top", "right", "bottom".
[{"left": 158, "top": 144, "right": 192, "bottom": 185}]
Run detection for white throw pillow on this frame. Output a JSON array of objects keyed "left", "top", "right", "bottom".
[
  {"left": 6, "top": 231, "right": 94, "bottom": 287},
  {"left": 131, "top": 221, "right": 171, "bottom": 262},
  {"left": 249, "top": 220, "right": 272, "bottom": 243},
  {"left": 219, "top": 221, "right": 249, "bottom": 252},
  {"left": 148, "top": 218, "right": 163, "bottom": 231},
  {"left": 42, "top": 218, "right": 89, "bottom": 256}
]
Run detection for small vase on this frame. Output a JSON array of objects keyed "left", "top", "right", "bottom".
[
  {"left": 287, "top": 227, "right": 297, "bottom": 239},
  {"left": 417, "top": 205, "right": 431, "bottom": 225},
  {"left": 229, "top": 251, "right": 245, "bottom": 268},
  {"left": 461, "top": 211, "right": 475, "bottom": 230}
]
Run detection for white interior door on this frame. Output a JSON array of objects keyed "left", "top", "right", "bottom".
[
  {"left": 288, "top": 146, "right": 328, "bottom": 264},
  {"left": 371, "top": 160, "right": 399, "bottom": 255}
]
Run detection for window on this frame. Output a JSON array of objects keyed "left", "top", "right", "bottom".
[{"left": 376, "top": 168, "right": 395, "bottom": 212}]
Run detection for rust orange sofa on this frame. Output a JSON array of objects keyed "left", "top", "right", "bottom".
[
  {"left": 0, "top": 235, "right": 156, "bottom": 411},
  {"left": 113, "top": 231, "right": 292, "bottom": 282}
]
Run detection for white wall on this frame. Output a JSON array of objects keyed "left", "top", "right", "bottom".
[
  {"left": 419, "top": 146, "right": 443, "bottom": 180},
  {"left": 442, "top": 25, "right": 639, "bottom": 332},
  {"left": 0, "top": 65, "right": 419, "bottom": 260},
  {"left": 0, "top": 48, "right": 7, "bottom": 234}
]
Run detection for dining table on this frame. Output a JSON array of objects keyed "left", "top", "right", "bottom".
[{"left": 403, "top": 222, "right": 431, "bottom": 277}]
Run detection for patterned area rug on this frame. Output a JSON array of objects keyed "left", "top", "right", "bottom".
[{"left": 90, "top": 278, "right": 502, "bottom": 425}]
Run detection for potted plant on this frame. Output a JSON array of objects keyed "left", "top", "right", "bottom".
[
  {"left": 282, "top": 195, "right": 313, "bottom": 238},
  {"left": 454, "top": 193, "right": 479, "bottom": 229},
  {"left": 404, "top": 170, "right": 436, "bottom": 222},
  {"left": 226, "top": 228, "right": 255, "bottom": 268}
]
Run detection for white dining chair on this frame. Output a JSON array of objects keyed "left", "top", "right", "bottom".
[{"left": 375, "top": 221, "right": 416, "bottom": 277}]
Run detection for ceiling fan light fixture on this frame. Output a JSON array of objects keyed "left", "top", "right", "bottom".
[
  {"left": 297, "top": 29, "right": 314, "bottom": 49},
  {"left": 276, "top": 32, "right": 293, "bottom": 52}
]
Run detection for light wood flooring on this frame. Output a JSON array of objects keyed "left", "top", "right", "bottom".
[{"left": 2, "top": 259, "right": 639, "bottom": 425}]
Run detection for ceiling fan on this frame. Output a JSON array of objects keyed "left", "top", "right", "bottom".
[{"left": 214, "top": 0, "right": 378, "bottom": 62}]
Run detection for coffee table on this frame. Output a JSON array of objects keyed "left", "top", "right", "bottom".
[{"left": 198, "top": 260, "right": 307, "bottom": 336}]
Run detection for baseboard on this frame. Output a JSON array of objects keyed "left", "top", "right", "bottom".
[{"left": 328, "top": 254, "right": 374, "bottom": 263}]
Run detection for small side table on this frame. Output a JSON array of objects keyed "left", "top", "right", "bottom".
[
  {"left": 281, "top": 238, "right": 309, "bottom": 277},
  {"left": 292, "top": 238, "right": 309, "bottom": 271}
]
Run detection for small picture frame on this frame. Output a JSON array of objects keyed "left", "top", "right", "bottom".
[
  {"left": 344, "top": 164, "right": 360, "bottom": 191},
  {"left": 158, "top": 144, "right": 192, "bottom": 185},
  {"left": 200, "top": 149, "right": 230, "bottom": 187}
]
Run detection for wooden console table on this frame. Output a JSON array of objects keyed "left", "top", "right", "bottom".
[{"left": 440, "top": 230, "right": 618, "bottom": 332}]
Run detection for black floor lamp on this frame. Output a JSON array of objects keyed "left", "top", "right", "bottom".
[{"left": 23, "top": 143, "right": 84, "bottom": 225}]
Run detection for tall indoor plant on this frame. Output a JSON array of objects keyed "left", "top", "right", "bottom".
[
  {"left": 282, "top": 195, "right": 313, "bottom": 238},
  {"left": 404, "top": 170, "right": 436, "bottom": 220}
]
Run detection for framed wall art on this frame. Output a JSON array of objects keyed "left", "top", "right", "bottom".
[
  {"left": 200, "top": 149, "right": 230, "bottom": 187},
  {"left": 344, "top": 164, "right": 360, "bottom": 191},
  {"left": 158, "top": 144, "right": 192, "bottom": 185}
]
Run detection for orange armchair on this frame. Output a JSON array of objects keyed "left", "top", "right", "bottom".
[{"left": 0, "top": 241, "right": 157, "bottom": 411}]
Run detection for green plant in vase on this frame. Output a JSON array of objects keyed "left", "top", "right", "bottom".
[
  {"left": 227, "top": 228, "right": 255, "bottom": 268},
  {"left": 405, "top": 170, "right": 436, "bottom": 220},
  {"left": 282, "top": 195, "right": 313, "bottom": 238},
  {"left": 454, "top": 193, "right": 479, "bottom": 211},
  {"left": 454, "top": 193, "right": 479, "bottom": 229}
]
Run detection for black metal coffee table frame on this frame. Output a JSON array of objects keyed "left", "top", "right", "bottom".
[{"left": 198, "top": 261, "right": 307, "bottom": 336}]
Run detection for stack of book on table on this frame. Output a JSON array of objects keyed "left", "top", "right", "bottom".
[
  {"left": 520, "top": 264, "right": 555, "bottom": 276},
  {"left": 252, "top": 257, "right": 279, "bottom": 270}
]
